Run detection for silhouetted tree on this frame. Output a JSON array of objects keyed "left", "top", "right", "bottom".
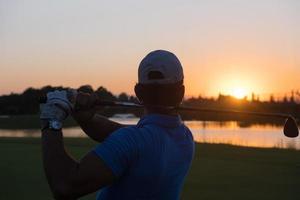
[
  {"left": 95, "top": 86, "right": 116, "bottom": 101},
  {"left": 78, "top": 85, "right": 94, "bottom": 93},
  {"left": 283, "top": 95, "right": 288, "bottom": 103},
  {"left": 290, "top": 90, "right": 295, "bottom": 103},
  {"left": 269, "top": 94, "right": 275, "bottom": 103},
  {"left": 251, "top": 93, "right": 255, "bottom": 102},
  {"left": 118, "top": 93, "right": 129, "bottom": 102}
]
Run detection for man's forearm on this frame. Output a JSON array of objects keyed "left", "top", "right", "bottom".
[
  {"left": 41, "top": 129, "right": 79, "bottom": 199},
  {"left": 41, "top": 128, "right": 114, "bottom": 199},
  {"left": 73, "top": 112, "right": 125, "bottom": 142}
]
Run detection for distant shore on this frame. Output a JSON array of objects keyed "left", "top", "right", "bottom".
[{"left": 0, "top": 114, "right": 291, "bottom": 129}]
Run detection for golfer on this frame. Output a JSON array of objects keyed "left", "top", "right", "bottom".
[{"left": 40, "top": 50, "right": 195, "bottom": 200}]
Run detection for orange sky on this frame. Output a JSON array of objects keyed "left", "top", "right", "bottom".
[{"left": 1, "top": 0, "right": 299, "bottom": 100}]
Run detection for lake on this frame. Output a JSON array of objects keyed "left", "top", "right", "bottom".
[{"left": 0, "top": 117, "right": 299, "bottom": 150}]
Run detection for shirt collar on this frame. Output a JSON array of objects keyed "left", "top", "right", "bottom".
[{"left": 137, "top": 114, "right": 183, "bottom": 128}]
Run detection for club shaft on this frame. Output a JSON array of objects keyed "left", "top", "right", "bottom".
[
  {"left": 39, "top": 96, "right": 292, "bottom": 119},
  {"left": 94, "top": 100, "right": 292, "bottom": 119}
]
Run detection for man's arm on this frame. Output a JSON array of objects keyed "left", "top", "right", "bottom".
[
  {"left": 42, "top": 129, "right": 115, "bottom": 200},
  {"left": 71, "top": 92, "right": 126, "bottom": 142},
  {"left": 72, "top": 109, "right": 125, "bottom": 143}
]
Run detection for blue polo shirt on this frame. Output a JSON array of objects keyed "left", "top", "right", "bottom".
[{"left": 93, "top": 114, "right": 194, "bottom": 200}]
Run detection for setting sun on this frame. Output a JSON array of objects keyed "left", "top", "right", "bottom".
[{"left": 232, "top": 88, "right": 247, "bottom": 99}]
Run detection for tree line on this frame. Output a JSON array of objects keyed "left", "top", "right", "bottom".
[
  {"left": 0, "top": 85, "right": 299, "bottom": 123},
  {"left": 0, "top": 85, "right": 138, "bottom": 115}
]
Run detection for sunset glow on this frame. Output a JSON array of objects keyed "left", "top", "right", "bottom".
[
  {"left": 231, "top": 88, "right": 248, "bottom": 99},
  {"left": 1, "top": 0, "right": 299, "bottom": 100}
]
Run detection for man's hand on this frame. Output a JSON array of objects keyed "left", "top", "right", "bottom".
[
  {"left": 47, "top": 90, "right": 76, "bottom": 115},
  {"left": 74, "top": 92, "right": 98, "bottom": 110},
  {"left": 40, "top": 90, "right": 77, "bottom": 129},
  {"left": 73, "top": 92, "right": 99, "bottom": 121}
]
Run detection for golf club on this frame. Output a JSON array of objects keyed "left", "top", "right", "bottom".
[{"left": 39, "top": 97, "right": 299, "bottom": 138}]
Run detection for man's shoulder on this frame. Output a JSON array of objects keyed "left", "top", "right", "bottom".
[
  {"left": 110, "top": 124, "right": 159, "bottom": 142},
  {"left": 109, "top": 125, "right": 141, "bottom": 140},
  {"left": 114, "top": 125, "right": 140, "bottom": 134}
]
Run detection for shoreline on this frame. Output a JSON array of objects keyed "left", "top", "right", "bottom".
[{"left": 0, "top": 114, "right": 291, "bottom": 130}]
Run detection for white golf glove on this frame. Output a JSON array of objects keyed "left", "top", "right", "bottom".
[{"left": 40, "top": 89, "right": 77, "bottom": 122}]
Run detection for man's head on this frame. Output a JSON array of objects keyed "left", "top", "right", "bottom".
[{"left": 135, "top": 50, "right": 185, "bottom": 108}]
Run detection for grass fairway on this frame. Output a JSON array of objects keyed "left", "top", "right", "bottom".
[{"left": 0, "top": 137, "right": 299, "bottom": 200}]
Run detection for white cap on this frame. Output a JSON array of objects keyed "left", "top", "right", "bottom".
[{"left": 138, "top": 50, "right": 184, "bottom": 84}]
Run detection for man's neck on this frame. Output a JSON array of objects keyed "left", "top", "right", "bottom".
[{"left": 144, "top": 107, "right": 178, "bottom": 116}]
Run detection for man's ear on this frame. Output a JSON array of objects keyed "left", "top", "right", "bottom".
[
  {"left": 177, "top": 84, "right": 185, "bottom": 104},
  {"left": 134, "top": 84, "right": 143, "bottom": 104},
  {"left": 181, "top": 84, "right": 185, "bottom": 98}
]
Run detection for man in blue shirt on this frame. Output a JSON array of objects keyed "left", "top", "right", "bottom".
[{"left": 40, "top": 50, "right": 195, "bottom": 199}]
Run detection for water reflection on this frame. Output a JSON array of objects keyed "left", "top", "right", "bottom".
[
  {"left": 0, "top": 118, "right": 299, "bottom": 150},
  {"left": 186, "top": 121, "right": 299, "bottom": 149}
]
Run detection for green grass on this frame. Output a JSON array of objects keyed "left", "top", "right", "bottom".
[{"left": 0, "top": 138, "right": 300, "bottom": 200}]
